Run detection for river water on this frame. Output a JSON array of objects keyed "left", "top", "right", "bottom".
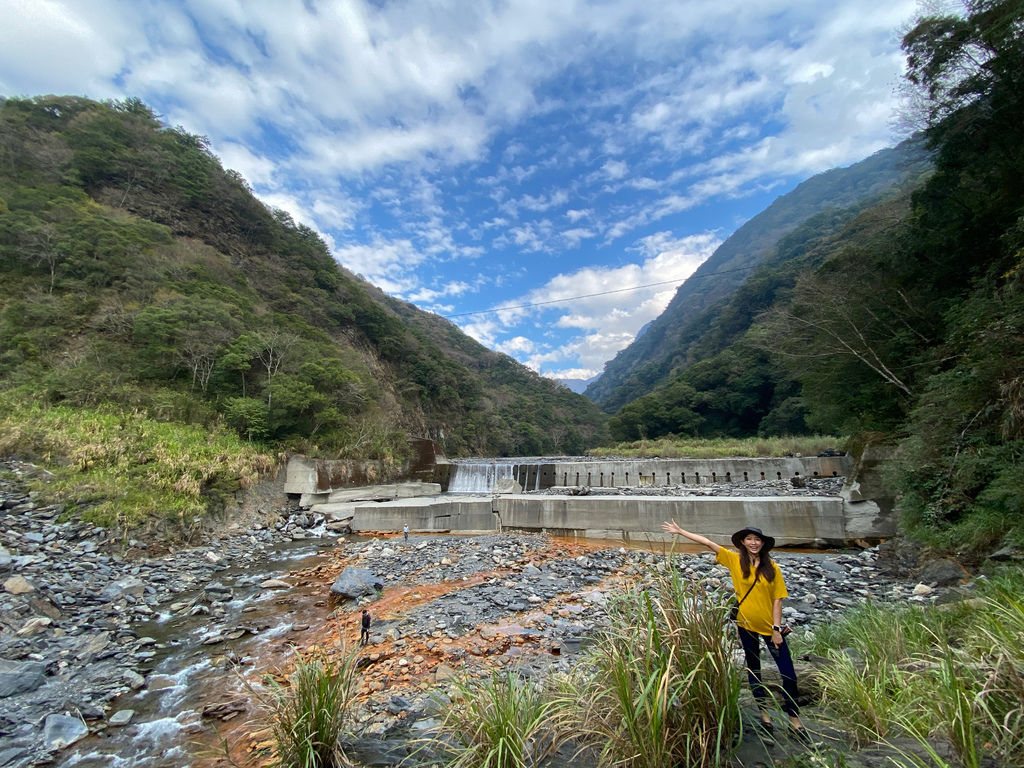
[{"left": 61, "top": 537, "right": 344, "bottom": 768}]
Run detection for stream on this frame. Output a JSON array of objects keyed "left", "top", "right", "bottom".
[{"left": 61, "top": 537, "right": 345, "bottom": 768}]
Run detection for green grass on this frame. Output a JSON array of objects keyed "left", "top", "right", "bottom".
[
  {"left": 0, "top": 391, "right": 275, "bottom": 533},
  {"left": 568, "top": 562, "right": 742, "bottom": 768},
  {"left": 589, "top": 435, "right": 846, "bottom": 459},
  {"left": 435, "top": 669, "right": 567, "bottom": 768},
  {"left": 801, "top": 566, "right": 1024, "bottom": 767},
  {"left": 259, "top": 651, "right": 358, "bottom": 768}
]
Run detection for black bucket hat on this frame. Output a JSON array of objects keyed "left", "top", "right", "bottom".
[{"left": 731, "top": 526, "right": 775, "bottom": 552}]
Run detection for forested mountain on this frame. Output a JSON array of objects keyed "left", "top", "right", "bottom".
[
  {"left": 586, "top": 139, "right": 932, "bottom": 411},
  {"left": 0, "top": 96, "right": 606, "bottom": 461},
  {"left": 605, "top": 0, "right": 1024, "bottom": 552}
]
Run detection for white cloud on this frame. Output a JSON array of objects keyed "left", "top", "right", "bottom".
[
  {"left": 333, "top": 237, "right": 426, "bottom": 294},
  {"left": 479, "top": 229, "right": 722, "bottom": 376},
  {"left": 214, "top": 141, "right": 277, "bottom": 187}
]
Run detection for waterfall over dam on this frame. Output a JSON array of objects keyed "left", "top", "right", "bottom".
[{"left": 447, "top": 461, "right": 543, "bottom": 493}]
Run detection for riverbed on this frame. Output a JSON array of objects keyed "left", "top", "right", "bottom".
[{"left": 0, "top": 461, "right": 944, "bottom": 768}]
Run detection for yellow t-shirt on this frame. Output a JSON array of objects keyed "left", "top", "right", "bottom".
[{"left": 716, "top": 547, "right": 788, "bottom": 636}]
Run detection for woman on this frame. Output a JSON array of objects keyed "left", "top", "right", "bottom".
[{"left": 661, "top": 519, "right": 809, "bottom": 741}]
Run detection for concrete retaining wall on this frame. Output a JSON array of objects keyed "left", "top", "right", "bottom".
[
  {"left": 342, "top": 491, "right": 895, "bottom": 546},
  {"left": 496, "top": 494, "right": 848, "bottom": 547},
  {"left": 348, "top": 496, "right": 497, "bottom": 533}
]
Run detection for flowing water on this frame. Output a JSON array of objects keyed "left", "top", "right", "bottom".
[
  {"left": 61, "top": 537, "right": 347, "bottom": 768},
  {"left": 447, "top": 460, "right": 544, "bottom": 493}
]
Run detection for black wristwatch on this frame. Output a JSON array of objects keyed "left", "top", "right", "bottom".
[{"left": 772, "top": 625, "right": 782, "bottom": 632}]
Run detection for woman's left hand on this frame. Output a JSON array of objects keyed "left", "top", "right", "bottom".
[{"left": 771, "top": 629, "right": 783, "bottom": 647}]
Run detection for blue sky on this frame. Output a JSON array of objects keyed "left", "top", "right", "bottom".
[{"left": 0, "top": 0, "right": 918, "bottom": 382}]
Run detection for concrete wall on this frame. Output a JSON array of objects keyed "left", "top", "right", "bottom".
[
  {"left": 541, "top": 456, "right": 852, "bottom": 489},
  {"left": 348, "top": 496, "right": 497, "bottom": 533},
  {"left": 341, "top": 491, "right": 892, "bottom": 547},
  {"left": 496, "top": 494, "right": 849, "bottom": 547}
]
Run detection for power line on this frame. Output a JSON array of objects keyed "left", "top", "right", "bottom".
[{"left": 442, "top": 263, "right": 758, "bottom": 319}]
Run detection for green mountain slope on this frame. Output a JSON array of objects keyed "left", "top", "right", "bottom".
[
  {"left": 0, "top": 95, "right": 606, "bottom": 462},
  {"left": 605, "top": 0, "right": 1024, "bottom": 554},
  {"left": 585, "top": 139, "right": 931, "bottom": 412}
]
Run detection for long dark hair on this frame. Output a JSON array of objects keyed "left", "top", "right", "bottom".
[{"left": 739, "top": 543, "right": 776, "bottom": 582}]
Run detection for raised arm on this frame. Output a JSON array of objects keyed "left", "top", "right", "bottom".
[{"left": 661, "top": 519, "right": 721, "bottom": 553}]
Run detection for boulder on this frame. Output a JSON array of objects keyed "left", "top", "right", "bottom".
[
  {"left": 0, "top": 659, "right": 47, "bottom": 697},
  {"left": 493, "top": 478, "right": 523, "bottom": 494},
  {"left": 330, "top": 568, "right": 383, "bottom": 599},
  {"left": 42, "top": 714, "right": 89, "bottom": 749},
  {"left": 917, "top": 557, "right": 968, "bottom": 587}
]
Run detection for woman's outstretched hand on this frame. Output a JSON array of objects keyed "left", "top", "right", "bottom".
[{"left": 662, "top": 519, "right": 687, "bottom": 536}]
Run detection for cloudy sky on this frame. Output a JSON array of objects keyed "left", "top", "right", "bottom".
[{"left": 0, "top": 0, "right": 917, "bottom": 382}]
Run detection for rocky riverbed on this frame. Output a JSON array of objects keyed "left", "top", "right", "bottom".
[{"left": 0, "top": 458, "right": 972, "bottom": 768}]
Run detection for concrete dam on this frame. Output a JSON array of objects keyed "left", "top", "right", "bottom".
[{"left": 284, "top": 448, "right": 895, "bottom": 548}]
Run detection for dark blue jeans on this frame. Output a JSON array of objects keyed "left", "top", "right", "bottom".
[{"left": 737, "top": 626, "right": 800, "bottom": 717}]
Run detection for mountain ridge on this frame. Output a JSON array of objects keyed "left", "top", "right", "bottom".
[{"left": 585, "top": 139, "right": 931, "bottom": 412}]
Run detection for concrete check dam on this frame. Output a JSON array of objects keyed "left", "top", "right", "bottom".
[{"left": 284, "top": 448, "right": 896, "bottom": 548}]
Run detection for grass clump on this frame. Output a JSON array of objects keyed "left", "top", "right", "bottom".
[
  {"left": 0, "top": 392, "right": 275, "bottom": 533},
  {"left": 801, "top": 567, "right": 1024, "bottom": 768},
  {"left": 589, "top": 435, "right": 845, "bottom": 460},
  {"left": 570, "top": 563, "right": 741, "bottom": 768},
  {"left": 436, "top": 668, "right": 566, "bottom": 768},
  {"left": 260, "top": 651, "right": 358, "bottom": 768}
]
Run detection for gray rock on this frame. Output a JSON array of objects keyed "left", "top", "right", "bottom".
[
  {"left": 987, "top": 543, "right": 1024, "bottom": 562},
  {"left": 99, "top": 577, "right": 146, "bottom": 601},
  {"left": 108, "top": 709, "right": 135, "bottom": 726},
  {"left": 0, "top": 547, "right": 11, "bottom": 569},
  {"left": 330, "top": 567, "right": 383, "bottom": 599},
  {"left": 0, "top": 746, "right": 31, "bottom": 768},
  {"left": 0, "top": 658, "right": 47, "bottom": 697},
  {"left": 123, "top": 669, "right": 146, "bottom": 690},
  {"left": 917, "top": 558, "right": 967, "bottom": 587},
  {"left": 42, "top": 713, "right": 89, "bottom": 749}
]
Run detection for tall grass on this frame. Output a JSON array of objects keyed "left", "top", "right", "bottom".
[
  {"left": 259, "top": 651, "right": 358, "bottom": 768},
  {"left": 435, "top": 669, "right": 567, "bottom": 768},
  {"left": 570, "top": 564, "right": 742, "bottom": 768},
  {"left": 815, "top": 655, "right": 918, "bottom": 746},
  {"left": 0, "top": 392, "right": 275, "bottom": 532},
  {"left": 589, "top": 435, "right": 845, "bottom": 460},
  {"left": 802, "top": 566, "right": 1024, "bottom": 768}
]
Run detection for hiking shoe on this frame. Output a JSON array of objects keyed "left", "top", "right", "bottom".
[{"left": 755, "top": 720, "right": 775, "bottom": 744}]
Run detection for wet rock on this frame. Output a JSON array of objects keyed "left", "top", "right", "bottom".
[
  {"left": 331, "top": 567, "right": 383, "bottom": 599},
  {"left": 42, "top": 713, "right": 89, "bottom": 749},
  {"left": 108, "top": 709, "right": 134, "bottom": 726}
]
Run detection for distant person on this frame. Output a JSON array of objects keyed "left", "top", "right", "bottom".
[
  {"left": 359, "top": 609, "right": 371, "bottom": 646},
  {"left": 661, "top": 519, "right": 810, "bottom": 743},
  {"left": 403, "top": 523, "right": 409, "bottom": 542}
]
